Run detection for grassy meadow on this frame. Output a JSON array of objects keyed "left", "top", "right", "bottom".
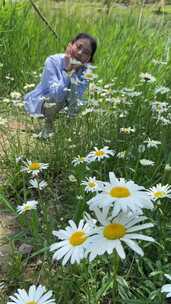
[{"left": 0, "top": 0, "right": 171, "bottom": 303}]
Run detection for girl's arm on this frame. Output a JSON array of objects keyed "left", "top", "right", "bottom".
[{"left": 41, "top": 55, "right": 71, "bottom": 103}]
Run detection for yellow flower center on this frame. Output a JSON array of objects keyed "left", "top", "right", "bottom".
[
  {"left": 26, "top": 301, "right": 37, "bottom": 304},
  {"left": 85, "top": 73, "right": 93, "bottom": 79},
  {"left": 23, "top": 205, "right": 32, "bottom": 212},
  {"left": 103, "top": 223, "right": 126, "bottom": 240},
  {"left": 95, "top": 150, "right": 105, "bottom": 157},
  {"left": 110, "top": 186, "right": 130, "bottom": 198},
  {"left": 79, "top": 157, "right": 85, "bottom": 161},
  {"left": 88, "top": 181, "right": 96, "bottom": 188},
  {"left": 154, "top": 191, "right": 166, "bottom": 198},
  {"left": 69, "top": 231, "right": 87, "bottom": 246},
  {"left": 29, "top": 162, "right": 41, "bottom": 170}
]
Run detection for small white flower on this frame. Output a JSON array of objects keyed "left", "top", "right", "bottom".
[
  {"left": 120, "top": 88, "right": 142, "bottom": 97},
  {"left": 81, "top": 176, "right": 104, "bottom": 193},
  {"left": 144, "top": 138, "right": 161, "bottom": 149},
  {"left": 10, "top": 91, "right": 22, "bottom": 99},
  {"left": 2, "top": 98, "right": 10, "bottom": 103},
  {"left": 83, "top": 69, "right": 98, "bottom": 81},
  {"left": 140, "top": 159, "right": 155, "bottom": 166},
  {"left": 29, "top": 179, "right": 48, "bottom": 190},
  {"left": 151, "top": 101, "right": 169, "bottom": 114},
  {"left": 21, "top": 160, "right": 48, "bottom": 176},
  {"left": 81, "top": 108, "right": 95, "bottom": 116},
  {"left": 155, "top": 86, "right": 170, "bottom": 95},
  {"left": 0, "top": 282, "right": 5, "bottom": 289},
  {"left": 86, "top": 146, "right": 114, "bottom": 162},
  {"left": 7, "top": 284, "right": 56, "bottom": 304},
  {"left": 72, "top": 155, "right": 86, "bottom": 166},
  {"left": 147, "top": 183, "right": 171, "bottom": 201},
  {"left": 161, "top": 274, "right": 171, "bottom": 298},
  {"left": 17, "top": 200, "right": 38, "bottom": 214},
  {"left": 50, "top": 220, "right": 93, "bottom": 265},
  {"left": 120, "top": 127, "right": 135, "bottom": 134},
  {"left": 23, "top": 83, "right": 35, "bottom": 90},
  {"left": 165, "top": 164, "right": 171, "bottom": 171},
  {"left": 138, "top": 144, "right": 146, "bottom": 153},
  {"left": 16, "top": 155, "right": 24, "bottom": 163},
  {"left": 152, "top": 59, "right": 167, "bottom": 65},
  {"left": 116, "top": 151, "right": 126, "bottom": 159},
  {"left": 68, "top": 174, "right": 77, "bottom": 182},
  {"left": 139, "top": 73, "right": 156, "bottom": 83},
  {"left": 5, "top": 75, "right": 14, "bottom": 81}
]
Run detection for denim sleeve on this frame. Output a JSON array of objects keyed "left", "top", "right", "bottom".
[{"left": 41, "top": 56, "right": 71, "bottom": 103}]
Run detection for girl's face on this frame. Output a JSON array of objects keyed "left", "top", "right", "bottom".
[{"left": 69, "top": 38, "right": 92, "bottom": 64}]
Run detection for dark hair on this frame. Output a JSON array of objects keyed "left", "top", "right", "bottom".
[{"left": 71, "top": 33, "right": 97, "bottom": 62}]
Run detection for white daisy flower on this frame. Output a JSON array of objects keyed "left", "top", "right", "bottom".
[
  {"left": 147, "top": 183, "right": 171, "bottom": 201},
  {"left": 68, "top": 174, "right": 77, "bottom": 182},
  {"left": 154, "top": 86, "right": 170, "bottom": 95},
  {"left": 23, "top": 83, "right": 35, "bottom": 90},
  {"left": 50, "top": 220, "right": 93, "bottom": 265},
  {"left": 87, "top": 172, "right": 154, "bottom": 216},
  {"left": 10, "top": 91, "right": 22, "bottom": 99},
  {"left": 16, "top": 155, "right": 24, "bottom": 164},
  {"left": 81, "top": 176, "right": 104, "bottom": 193},
  {"left": 72, "top": 155, "right": 86, "bottom": 166},
  {"left": 116, "top": 151, "right": 126, "bottom": 159},
  {"left": 140, "top": 159, "right": 155, "bottom": 166},
  {"left": 7, "top": 284, "right": 56, "bottom": 304},
  {"left": 0, "top": 282, "right": 5, "bottom": 289},
  {"left": 83, "top": 69, "right": 98, "bottom": 81},
  {"left": 29, "top": 179, "right": 48, "bottom": 190},
  {"left": 161, "top": 274, "right": 171, "bottom": 298},
  {"left": 143, "top": 138, "right": 161, "bottom": 149},
  {"left": 120, "top": 127, "right": 135, "bottom": 134},
  {"left": 86, "top": 146, "right": 114, "bottom": 162},
  {"left": 17, "top": 200, "right": 38, "bottom": 214},
  {"left": 165, "top": 164, "right": 171, "bottom": 171},
  {"left": 86, "top": 209, "right": 154, "bottom": 261},
  {"left": 139, "top": 73, "right": 156, "bottom": 83},
  {"left": 21, "top": 160, "right": 48, "bottom": 176}
]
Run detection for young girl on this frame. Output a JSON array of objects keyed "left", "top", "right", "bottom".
[{"left": 24, "top": 33, "right": 97, "bottom": 138}]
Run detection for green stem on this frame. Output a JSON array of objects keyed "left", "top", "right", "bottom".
[{"left": 112, "top": 251, "right": 120, "bottom": 304}]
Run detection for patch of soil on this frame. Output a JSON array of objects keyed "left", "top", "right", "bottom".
[{"left": 0, "top": 213, "right": 17, "bottom": 274}]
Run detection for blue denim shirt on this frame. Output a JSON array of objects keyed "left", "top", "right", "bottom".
[{"left": 24, "top": 54, "right": 88, "bottom": 115}]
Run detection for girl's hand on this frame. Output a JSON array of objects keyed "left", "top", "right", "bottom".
[{"left": 64, "top": 43, "right": 83, "bottom": 72}]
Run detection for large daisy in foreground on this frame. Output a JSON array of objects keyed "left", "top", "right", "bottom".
[
  {"left": 87, "top": 172, "right": 154, "bottom": 216},
  {"left": 86, "top": 208, "right": 154, "bottom": 261},
  {"left": 161, "top": 274, "right": 171, "bottom": 298},
  {"left": 50, "top": 220, "right": 93, "bottom": 265},
  {"left": 7, "top": 284, "right": 56, "bottom": 304}
]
